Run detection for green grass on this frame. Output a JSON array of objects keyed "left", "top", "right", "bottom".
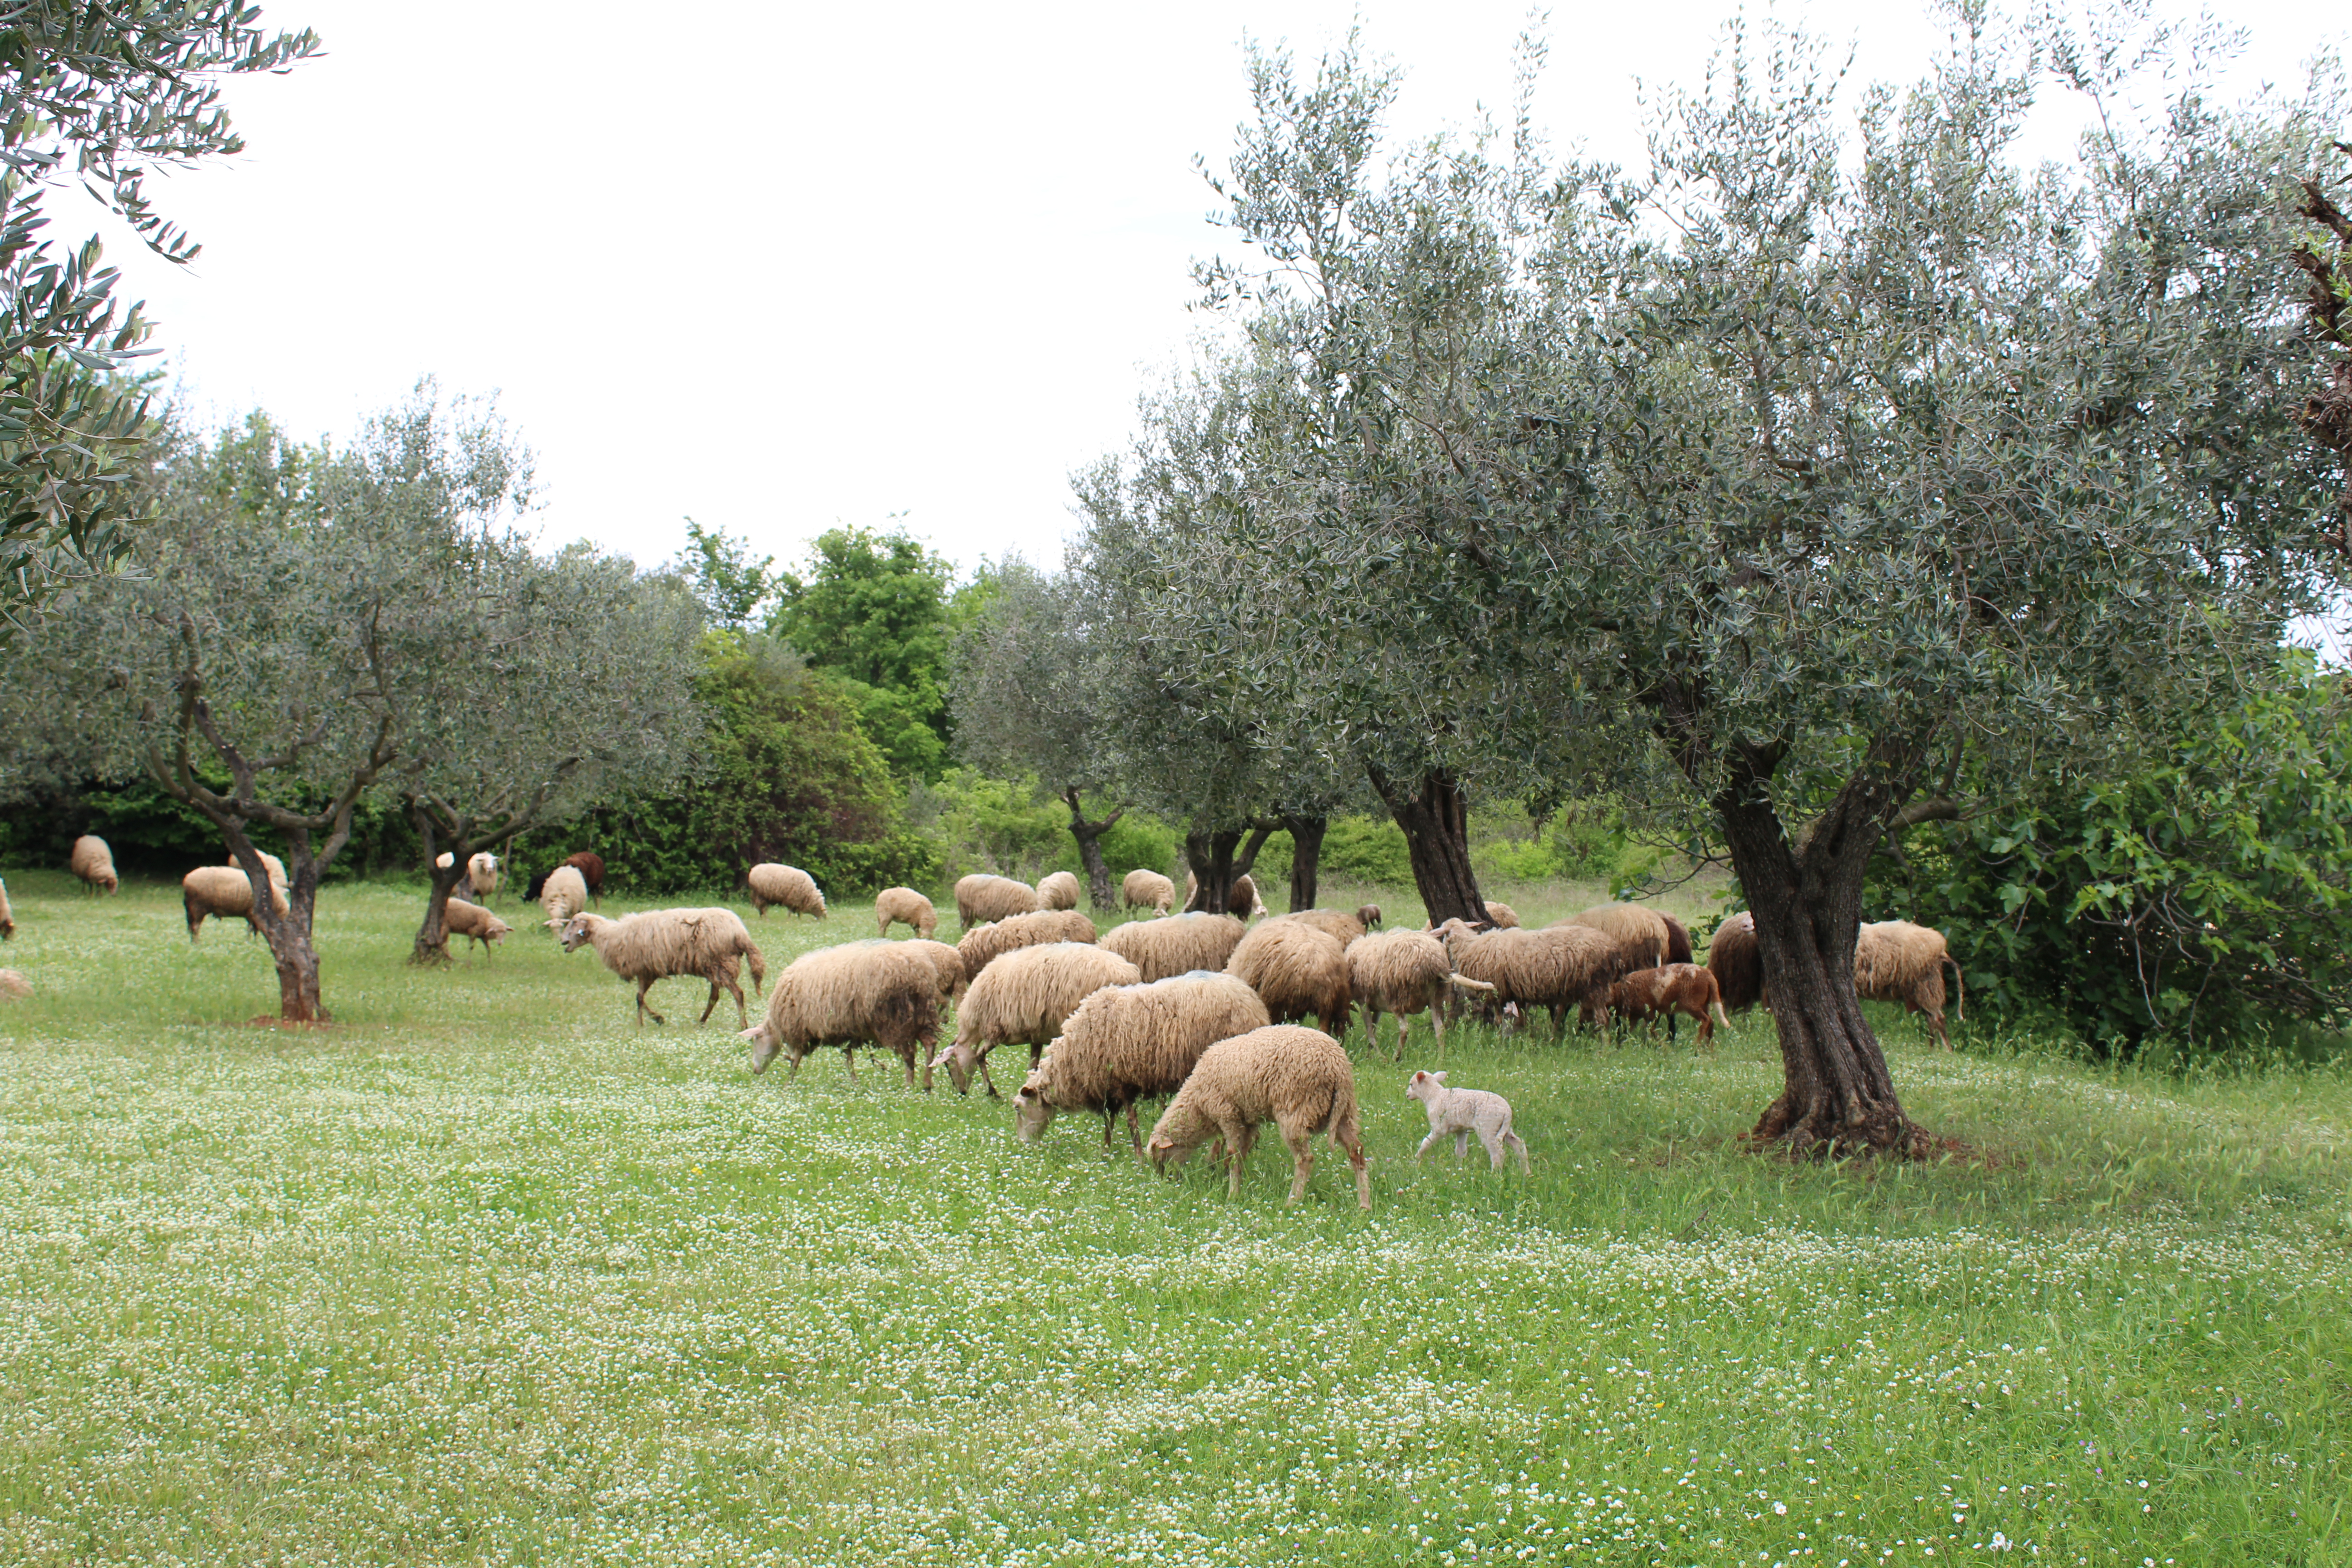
[{"left": 0, "top": 872, "right": 2345, "bottom": 1567}]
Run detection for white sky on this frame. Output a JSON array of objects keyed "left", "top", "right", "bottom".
[{"left": 85, "top": 0, "right": 2345, "bottom": 581}]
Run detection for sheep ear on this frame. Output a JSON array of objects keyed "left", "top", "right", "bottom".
[
  {"left": 1432, "top": 1071, "right": 1448, "bottom": 1083},
  {"left": 1409, "top": 1070, "right": 1427, "bottom": 1084}
]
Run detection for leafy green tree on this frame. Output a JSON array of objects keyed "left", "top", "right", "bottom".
[
  {"left": 768, "top": 523, "right": 956, "bottom": 778},
  {"left": 671, "top": 518, "right": 778, "bottom": 630}
]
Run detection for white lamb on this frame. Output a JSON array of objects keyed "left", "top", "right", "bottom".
[{"left": 1405, "top": 1069, "right": 1529, "bottom": 1172}]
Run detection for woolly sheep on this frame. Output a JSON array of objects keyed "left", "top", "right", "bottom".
[
  {"left": 1012, "top": 970, "right": 1272, "bottom": 1150},
  {"left": 1225, "top": 919, "right": 1350, "bottom": 1037},
  {"left": 1101, "top": 910, "right": 1247, "bottom": 981},
  {"left": 0, "top": 876, "right": 12, "bottom": 941},
  {"left": 1122, "top": 868, "right": 1175, "bottom": 916},
  {"left": 561, "top": 907, "right": 767, "bottom": 1027},
  {"left": 181, "top": 865, "right": 279, "bottom": 941},
  {"left": 539, "top": 864, "right": 589, "bottom": 931},
  {"left": 1855, "top": 919, "right": 1965, "bottom": 1050},
  {"left": 956, "top": 873, "right": 1039, "bottom": 927},
  {"left": 741, "top": 941, "right": 942, "bottom": 1083},
  {"left": 1609, "top": 963, "right": 1730, "bottom": 1047},
  {"left": 1036, "top": 870, "right": 1082, "bottom": 911},
  {"left": 69, "top": 834, "right": 118, "bottom": 895},
  {"left": 1145, "top": 1024, "right": 1370, "bottom": 1208},
  {"left": 1662, "top": 913, "right": 1693, "bottom": 965},
  {"left": 1439, "top": 919, "right": 1627, "bottom": 1039},
  {"left": 565, "top": 851, "right": 606, "bottom": 903},
  {"left": 1274, "top": 908, "right": 1367, "bottom": 947},
  {"left": 1706, "top": 911, "right": 1764, "bottom": 1012},
  {"left": 1184, "top": 869, "right": 1268, "bottom": 918},
  {"left": 0, "top": 969, "right": 27, "bottom": 1000},
  {"left": 1355, "top": 903, "right": 1382, "bottom": 931},
  {"left": 748, "top": 862, "right": 827, "bottom": 920},
  {"left": 934, "top": 941, "right": 1141, "bottom": 1096},
  {"left": 1484, "top": 901, "right": 1521, "bottom": 929},
  {"left": 442, "top": 897, "right": 513, "bottom": 956},
  {"left": 1558, "top": 902, "right": 1672, "bottom": 970},
  {"left": 1348, "top": 928, "right": 1494, "bottom": 1061},
  {"left": 875, "top": 886, "right": 936, "bottom": 940},
  {"left": 468, "top": 851, "right": 500, "bottom": 901},
  {"left": 226, "top": 850, "right": 290, "bottom": 915},
  {"left": 956, "top": 910, "right": 1097, "bottom": 984},
  {"left": 1406, "top": 1069, "right": 1529, "bottom": 1171},
  {"left": 903, "top": 938, "right": 968, "bottom": 1001}
]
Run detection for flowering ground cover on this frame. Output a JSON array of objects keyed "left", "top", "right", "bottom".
[{"left": 0, "top": 873, "right": 2343, "bottom": 1566}]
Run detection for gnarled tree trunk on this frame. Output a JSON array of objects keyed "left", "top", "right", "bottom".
[
  {"left": 1062, "top": 788, "right": 1125, "bottom": 911},
  {"left": 1284, "top": 813, "right": 1327, "bottom": 911},
  {"left": 230, "top": 828, "right": 332, "bottom": 1024},
  {"left": 1369, "top": 764, "right": 1486, "bottom": 926}
]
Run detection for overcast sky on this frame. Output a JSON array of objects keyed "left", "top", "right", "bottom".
[{"left": 87, "top": 0, "right": 2344, "bottom": 581}]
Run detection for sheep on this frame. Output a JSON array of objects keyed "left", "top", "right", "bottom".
[
  {"left": 1662, "top": 913, "right": 1693, "bottom": 966},
  {"left": 0, "top": 969, "right": 27, "bottom": 1000},
  {"left": 69, "top": 834, "right": 117, "bottom": 895},
  {"left": 1608, "top": 963, "right": 1730, "bottom": 1047},
  {"left": 0, "top": 876, "right": 12, "bottom": 941},
  {"left": 442, "top": 897, "right": 513, "bottom": 957},
  {"left": 748, "top": 862, "right": 828, "bottom": 920},
  {"left": 1013, "top": 970, "right": 1271, "bottom": 1150},
  {"left": 539, "top": 864, "right": 589, "bottom": 931},
  {"left": 1559, "top": 902, "right": 1673, "bottom": 971},
  {"left": 741, "top": 941, "right": 942, "bottom": 1083},
  {"left": 1274, "top": 908, "right": 1367, "bottom": 947},
  {"left": 181, "top": 864, "right": 285, "bottom": 941},
  {"left": 1855, "top": 919, "right": 1966, "bottom": 1050},
  {"left": 468, "top": 852, "right": 500, "bottom": 901},
  {"left": 1184, "top": 869, "right": 1268, "bottom": 918},
  {"left": 934, "top": 941, "right": 1141, "bottom": 1097},
  {"left": 1706, "top": 911, "right": 1764, "bottom": 1013},
  {"left": 1439, "top": 919, "right": 1627, "bottom": 1039},
  {"left": 1484, "top": 901, "right": 1521, "bottom": 929},
  {"left": 1355, "top": 903, "right": 1383, "bottom": 931},
  {"left": 1348, "top": 928, "right": 1494, "bottom": 1061},
  {"left": 902, "top": 938, "right": 968, "bottom": 1001},
  {"left": 1036, "top": 870, "right": 1081, "bottom": 911},
  {"left": 1406, "top": 1069, "right": 1529, "bottom": 1171},
  {"left": 1144, "top": 1025, "right": 1370, "bottom": 1208},
  {"left": 1225, "top": 919, "right": 1350, "bottom": 1037},
  {"left": 954, "top": 873, "right": 1039, "bottom": 928},
  {"left": 559, "top": 907, "right": 769, "bottom": 1027},
  {"left": 226, "top": 850, "right": 290, "bottom": 914},
  {"left": 1122, "top": 869, "right": 1176, "bottom": 916},
  {"left": 527, "top": 852, "right": 606, "bottom": 908},
  {"left": 1101, "top": 910, "right": 1247, "bottom": 981},
  {"left": 956, "top": 910, "right": 1097, "bottom": 984},
  {"left": 875, "top": 886, "right": 937, "bottom": 940}
]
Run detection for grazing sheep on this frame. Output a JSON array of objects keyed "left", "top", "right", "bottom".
[
  {"left": 1355, "top": 903, "right": 1383, "bottom": 931},
  {"left": 1706, "top": 911, "right": 1764, "bottom": 1012},
  {"left": 1225, "top": 919, "right": 1350, "bottom": 1037},
  {"left": 1036, "top": 870, "right": 1082, "bottom": 911},
  {"left": 225, "top": 850, "right": 290, "bottom": 916},
  {"left": 1484, "top": 901, "right": 1521, "bottom": 929},
  {"left": 957, "top": 910, "right": 1097, "bottom": 984},
  {"left": 539, "top": 864, "right": 589, "bottom": 931},
  {"left": 1122, "top": 868, "right": 1176, "bottom": 916},
  {"left": 1855, "top": 919, "right": 1966, "bottom": 1049},
  {"left": 955, "top": 873, "right": 1040, "bottom": 927},
  {"left": 1406, "top": 1069, "right": 1529, "bottom": 1171},
  {"left": 875, "top": 886, "right": 937, "bottom": 940},
  {"left": 1349, "top": 928, "right": 1494, "bottom": 1061},
  {"left": 0, "top": 969, "right": 27, "bottom": 1000},
  {"left": 1439, "top": 919, "right": 1627, "bottom": 1039},
  {"left": 69, "top": 834, "right": 118, "bottom": 895},
  {"left": 935, "top": 941, "right": 1141, "bottom": 1096},
  {"left": 1184, "top": 869, "right": 1268, "bottom": 918},
  {"left": 741, "top": 941, "right": 942, "bottom": 1083},
  {"left": 1662, "top": 913, "right": 1693, "bottom": 965},
  {"left": 181, "top": 865, "right": 276, "bottom": 941},
  {"left": 1274, "top": 908, "right": 1367, "bottom": 946},
  {"left": 1560, "top": 902, "right": 1672, "bottom": 971},
  {"left": 1102, "top": 910, "right": 1247, "bottom": 982},
  {"left": 565, "top": 851, "right": 606, "bottom": 904},
  {"left": 560, "top": 907, "right": 769, "bottom": 1027},
  {"left": 903, "top": 938, "right": 968, "bottom": 1001},
  {"left": 748, "top": 862, "right": 828, "bottom": 920},
  {"left": 1144, "top": 1025, "right": 1370, "bottom": 1208},
  {"left": 1013, "top": 970, "right": 1271, "bottom": 1149},
  {"left": 1609, "top": 963, "right": 1730, "bottom": 1046},
  {"left": 468, "top": 852, "right": 500, "bottom": 901},
  {"left": 0, "top": 877, "right": 12, "bottom": 941},
  {"left": 442, "top": 897, "right": 513, "bottom": 957}
]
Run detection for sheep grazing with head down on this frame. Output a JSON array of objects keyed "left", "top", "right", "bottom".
[
  {"left": 1014, "top": 970, "right": 1271, "bottom": 1149},
  {"left": 1145, "top": 1024, "right": 1370, "bottom": 1208},
  {"left": 1035, "top": 870, "right": 1081, "bottom": 911},
  {"left": 1274, "top": 908, "right": 1366, "bottom": 947},
  {"left": 1406, "top": 1069, "right": 1529, "bottom": 1171},
  {"left": 1349, "top": 927, "right": 1494, "bottom": 1060},
  {"left": 442, "top": 897, "right": 513, "bottom": 957},
  {"left": 955, "top": 873, "right": 1039, "bottom": 928},
  {"left": 1184, "top": 869, "right": 1268, "bottom": 918},
  {"left": 1483, "top": 902, "right": 1520, "bottom": 929},
  {"left": 748, "top": 862, "right": 827, "bottom": 920},
  {"left": 1609, "top": 963, "right": 1730, "bottom": 1047},
  {"left": 69, "top": 834, "right": 118, "bottom": 895},
  {"left": 1704, "top": 911, "right": 1764, "bottom": 1013},
  {"left": 1661, "top": 913, "right": 1693, "bottom": 965},
  {"left": 874, "top": 886, "right": 936, "bottom": 939},
  {"left": 902, "top": 938, "right": 967, "bottom": 1002},
  {"left": 1355, "top": 903, "right": 1382, "bottom": 932},
  {"left": 956, "top": 909, "right": 1096, "bottom": 984},
  {"left": 1558, "top": 902, "right": 1672, "bottom": 972},
  {"left": 1102, "top": 910, "right": 1247, "bottom": 981},
  {"left": 1855, "top": 919, "right": 1966, "bottom": 1049},
  {"left": 742, "top": 941, "right": 942, "bottom": 1083},
  {"left": 933, "top": 941, "right": 1141, "bottom": 1096},
  {"left": 181, "top": 863, "right": 288, "bottom": 941},
  {"left": 0, "top": 877, "right": 13, "bottom": 941},
  {"left": 539, "top": 864, "right": 589, "bottom": 931},
  {"left": 1225, "top": 919, "right": 1350, "bottom": 1037},
  {"left": 560, "top": 907, "right": 769, "bottom": 1027},
  {"left": 1438, "top": 919, "right": 1626, "bottom": 1039},
  {"left": 229, "top": 850, "right": 289, "bottom": 912},
  {"left": 1122, "top": 869, "right": 1175, "bottom": 917}
]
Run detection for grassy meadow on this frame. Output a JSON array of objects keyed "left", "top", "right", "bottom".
[{"left": 0, "top": 871, "right": 2345, "bottom": 1567}]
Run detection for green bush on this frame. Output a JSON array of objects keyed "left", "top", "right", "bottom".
[
  {"left": 1319, "top": 816, "right": 1412, "bottom": 886},
  {"left": 907, "top": 769, "right": 1068, "bottom": 886}
]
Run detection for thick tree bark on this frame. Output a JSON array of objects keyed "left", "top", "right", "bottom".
[
  {"left": 1061, "top": 788, "right": 1126, "bottom": 911},
  {"left": 409, "top": 808, "right": 474, "bottom": 966},
  {"left": 1284, "top": 813, "right": 1327, "bottom": 911},
  {"left": 1368, "top": 764, "right": 1486, "bottom": 926},
  {"left": 1181, "top": 829, "right": 1244, "bottom": 913},
  {"left": 228, "top": 816, "right": 351, "bottom": 1026}
]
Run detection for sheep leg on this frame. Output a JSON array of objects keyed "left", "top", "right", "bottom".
[
  {"left": 1222, "top": 1120, "right": 1256, "bottom": 1196},
  {"left": 1395, "top": 1013, "right": 1413, "bottom": 1064},
  {"left": 637, "top": 980, "right": 666, "bottom": 1027},
  {"left": 975, "top": 1046, "right": 1000, "bottom": 1100},
  {"left": 1478, "top": 1126, "right": 1509, "bottom": 1171},
  {"left": 899, "top": 1047, "right": 917, "bottom": 1088},
  {"left": 699, "top": 978, "right": 723, "bottom": 1024},
  {"left": 1334, "top": 1115, "right": 1372, "bottom": 1209},
  {"left": 843, "top": 1048, "right": 858, "bottom": 1082},
  {"left": 1501, "top": 1129, "right": 1531, "bottom": 1173},
  {"left": 1281, "top": 1123, "right": 1316, "bottom": 1205},
  {"left": 1127, "top": 1102, "right": 1145, "bottom": 1155},
  {"left": 1453, "top": 1129, "right": 1470, "bottom": 1160},
  {"left": 1415, "top": 1126, "right": 1445, "bottom": 1163}
]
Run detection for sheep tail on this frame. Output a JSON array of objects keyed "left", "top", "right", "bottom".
[
  {"left": 741, "top": 935, "right": 768, "bottom": 992},
  {"left": 1944, "top": 955, "right": 1965, "bottom": 1022}
]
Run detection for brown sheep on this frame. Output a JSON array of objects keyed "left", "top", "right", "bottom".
[
  {"left": 957, "top": 910, "right": 1098, "bottom": 984},
  {"left": 934, "top": 941, "right": 1141, "bottom": 1097},
  {"left": 1855, "top": 919, "right": 1966, "bottom": 1049},
  {"left": 1100, "top": 911, "right": 1247, "bottom": 982},
  {"left": 1348, "top": 927, "right": 1494, "bottom": 1060},
  {"left": 741, "top": 941, "right": 942, "bottom": 1083},
  {"left": 955, "top": 874, "right": 1040, "bottom": 927},
  {"left": 1145, "top": 1025, "right": 1370, "bottom": 1209},
  {"left": 875, "top": 886, "right": 938, "bottom": 940},
  {"left": 1609, "top": 963, "right": 1731, "bottom": 1047},
  {"left": 1355, "top": 903, "right": 1383, "bottom": 931},
  {"left": 1013, "top": 970, "right": 1271, "bottom": 1150},
  {"left": 1225, "top": 919, "right": 1350, "bottom": 1037},
  {"left": 1705, "top": 911, "right": 1764, "bottom": 1013}
]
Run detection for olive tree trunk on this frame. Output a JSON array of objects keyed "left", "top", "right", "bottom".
[
  {"left": 1284, "top": 813, "right": 1327, "bottom": 911},
  {"left": 1062, "top": 788, "right": 1126, "bottom": 911},
  {"left": 1368, "top": 764, "right": 1486, "bottom": 926},
  {"left": 1182, "top": 829, "right": 1241, "bottom": 913}
]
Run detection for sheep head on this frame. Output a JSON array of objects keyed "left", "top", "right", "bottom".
[
  {"left": 738, "top": 1022, "right": 780, "bottom": 1074},
  {"left": 1406, "top": 1069, "right": 1449, "bottom": 1105},
  {"left": 1011, "top": 1075, "right": 1055, "bottom": 1142},
  {"left": 936, "top": 1040, "right": 979, "bottom": 1096},
  {"left": 557, "top": 914, "right": 604, "bottom": 953}
]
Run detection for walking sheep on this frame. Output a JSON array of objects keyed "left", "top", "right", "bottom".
[
  {"left": 1355, "top": 903, "right": 1383, "bottom": 931},
  {"left": 1274, "top": 908, "right": 1367, "bottom": 947},
  {"left": 1102, "top": 910, "right": 1247, "bottom": 981},
  {"left": 903, "top": 938, "right": 968, "bottom": 1001},
  {"left": 181, "top": 864, "right": 284, "bottom": 941},
  {"left": 956, "top": 873, "right": 1039, "bottom": 927},
  {"left": 875, "top": 886, "right": 937, "bottom": 940},
  {"left": 1406, "top": 1069, "right": 1529, "bottom": 1171},
  {"left": 741, "top": 941, "right": 942, "bottom": 1083},
  {"left": 1184, "top": 869, "right": 1268, "bottom": 918},
  {"left": 956, "top": 909, "right": 1097, "bottom": 984},
  {"left": 1608, "top": 963, "right": 1730, "bottom": 1046},
  {"left": 1855, "top": 919, "right": 1965, "bottom": 1049},
  {"left": 1225, "top": 919, "right": 1351, "bottom": 1037},
  {"left": 1558, "top": 902, "right": 1672, "bottom": 971},
  {"left": 539, "top": 863, "right": 589, "bottom": 932},
  {"left": 1145, "top": 1025, "right": 1371, "bottom": 1209},
  {"left": 69, "top": 834, "right": 118, "bottom": 895},
  {"left": 443, "top": 897, "right": 513, "bottom": 957},
  {"left": 1012, "top": 970, "right": 1272, "bottom": 1150},
  {"left": 560, "top": 907, "right": 769, "bottom": 1027},
  {"left": 1439, "top": 920, "right": 1627, "bottom": 1039},
  {"left": 748, "top": 862, "right": 828, "bottom": 920},
  {"left": 1349, "top": 928, "right": 1494, "bottom": 1060},
  {"left": 1706, "top": 911, "right": 1764, "bottom": 1012},
  {"left": 1122, "top": 869, "right": 1175, "bottom": 916},
  {"left": 934, "top": 941, "right": 1141, "bottom": 1096},
  {"left": 1036, "top": 870, "right": 1082, "bottom": 911}
]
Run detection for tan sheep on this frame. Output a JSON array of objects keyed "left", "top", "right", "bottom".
[
  {"left": 1348, "top": 927, "right": 1494, "bottom": 1060},
  {"left": 1558, "top": 902, "right": 1672, "bottom": 970},
  {"left": 1274, "top": 908, "right": 1367, "bottom": 946},
  {"left": 0, "top": 969, "right": 27, "bottom": 1000},
  {"left": 181, "top": 863, "right": 287, "bottom": 941},
  {"left": 1609, "top": 963, "right": 1730, "bottom": 1047},
  {"left": 1225, "top": 919, "right": 1350, "bottom": 1037},
  {"left": 0, "top": 876, "right": 12, "bottom": 941},
  {"left": 69, "top": 834, "right": 118, "bottom": 895},
  {"left": 443, "top": 897, "right": 513, "bottom": 957},
  {"left": 741, "top": 941, "right": 942, "bottom": 1083},
  {"left": 875, "top": 886, "right": 937, "bottom": 940},
  {"left": 1101, "top": 910, "right": 1247, "bottom": 981},
  {"left": 902, "top": 938, "right": 968, "bottom": 1001},
  {"left": 1355, "top": 903, "right": 1383, "bottom": 931},
  {"left": 955, "top": 873, "right": 1039, "bottom": 927},
  {"left": 1855, "top": 919, "right": 1965, "bottom": 1049},
  {"left": 539, "top": 864, "right": 588, "bottom": 931},
  {"left": 467, "top": 851, "right": 500, "bottom": 901},
  {"left": 1121, "top": 868, "right": 1175, "bottom": 916},
  {"left": 1036, "top": 870, "right": 1082, "bottom": 911},
  {"left": 1484, "top": 901, "right": 1521, "bottom": 929},
  {"left": 1145, "top": 1024, "right": 1370, "bottom": 1208},
  {"left": 1440, "top": 920, "right": 1627, "bottom": 1039},
  {"left": 1013, "top": 970, "right": 1272, "bottom": 1149},
  {"left": 560, "top": 907, "right": 770, "bottom": 1027},
  {"left": 227, "top": 850, "right": 290, "bottom": 916},
  {"left": 1705, "top": 911, "right": 1764, "bottom": 1013},
  {"left": 956, "top": 910, "right": 1097, "bottom": 984},
  {"left": 1184, "top": 868, "right": 1268, "bottom": 918},
  {"left": 748, "top": 862, "right": 827, "bottom": 920},
  {"left": 934, "top": 941, "right": 1141, "bottom": 1096}
]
